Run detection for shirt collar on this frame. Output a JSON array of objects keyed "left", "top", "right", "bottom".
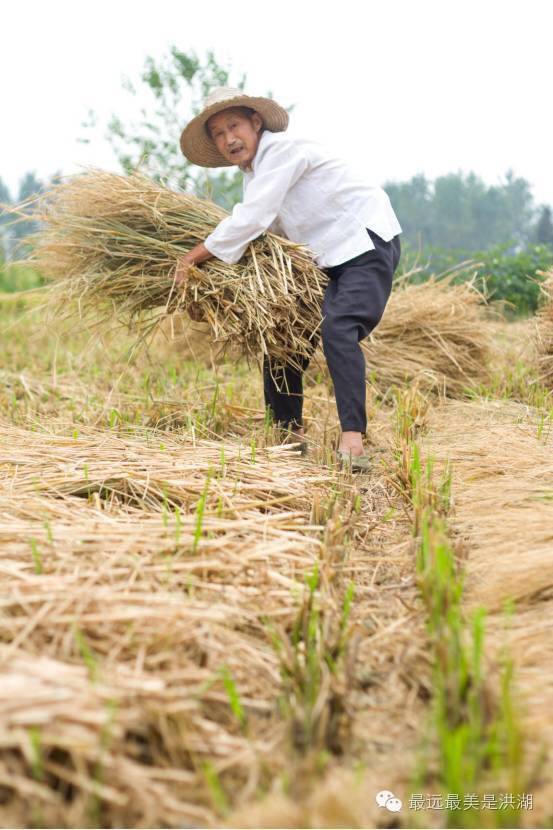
[{"left": 245, "top": 130, "right": 269, "bottom": 174}]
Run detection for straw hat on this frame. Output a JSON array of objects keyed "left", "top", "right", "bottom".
[{"left": 179, "top": 86, "right": 289, "bottom": 167}]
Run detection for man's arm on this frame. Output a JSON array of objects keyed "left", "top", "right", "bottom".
[
  {"left": 174, "top": 137, "right": 307, "bottom": 287},
  {"left": 202, "top": 138, "right": 308, "bottom": 264}
]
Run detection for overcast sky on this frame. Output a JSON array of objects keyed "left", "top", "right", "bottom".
[{"left": 2, "top": 0, "right": 552, "bottom": 205}]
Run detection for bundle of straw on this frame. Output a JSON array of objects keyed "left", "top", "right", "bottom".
[
  {"left": 31, "top": 170, "right": 326, "bottom": 367},
  {"left": 361, "top": 275, "right": 493, "bottom": 395},
  {"left": 536, "top": 270, "right": 553, "bottom": 387}
]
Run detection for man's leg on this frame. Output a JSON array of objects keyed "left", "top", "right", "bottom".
[
  {"left": 263, "top": 356, "right": 306, "bottom": 432},
  {"left": 263, "top": 325, "right": 320, "bottom": 434},
  {"left": 322, "top": 231, "right": 400, "bottom": 455}
]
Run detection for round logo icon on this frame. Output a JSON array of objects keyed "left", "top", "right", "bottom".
[
  {"left": 376, "top": 790, "right": 402, "bottom": 812},
  {"left": 386, "top": 797, "right": 403, "bottom": 812}
]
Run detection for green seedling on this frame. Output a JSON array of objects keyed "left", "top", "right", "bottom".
[
  {"left": 192, "top": 471, "right": 212, "bottom": 553},
  {"left": 73, "top": 625, "right": 99, "bottom": 682},
  {"left": 220, "top": 666, "right": 246, "bottom": 730},
  {"left": 209, "top": 381, "right": 219, "bottom": 425},
  {"left": 30, "top": 538, "right": 42, "bottom": 574},
  {"left": 201, "top": 761, "right": 229, "bottom": 816},
  {"left": 390, "top": 405, "right": 528, "bottom": 828},
  {"left": 28, "top": 726, "right": 44, "bottom": 782},
  {"left": 174, "top": 505, "right": 181, "bottom": 544}
]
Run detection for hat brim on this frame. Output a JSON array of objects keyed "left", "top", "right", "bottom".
[{"left": 180, "top": 95, "right": 289, "bottom": 168}]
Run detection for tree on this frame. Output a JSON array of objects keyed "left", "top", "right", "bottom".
[
  {"left": 17, "top": 171, "right": 44, "bottom": 203},
  {"left": 384, "top": 170, "right": 537, "bottom": 251},
  {"left": 0, "top": 172, "right": 48, "bottom": 258},
  {"left": 535, "top": 206, "right": 553, "bottom": 245},
  {"left": 0, "top": 177, "right": 13, "bottom": 258},
  {"left": 85, "top": 48, "right": 266, "bottom": 210},
  {"left": 0, "top": 177, "right": 11, "bottom": 208},
  {"left": 11, "top": 172, "right": 45, "bottom": 249},
  {"left": 384, "top": 174, "right": 433, "bottom": 248}
]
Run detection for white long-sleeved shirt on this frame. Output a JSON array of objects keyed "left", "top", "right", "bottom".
[{"left": 204, "top": 130, "right": 402, "bottom": 268}]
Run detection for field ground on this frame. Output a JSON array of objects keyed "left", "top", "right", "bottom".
[{"left": 1, "top": 293, "right": 552, "bottom": 829}]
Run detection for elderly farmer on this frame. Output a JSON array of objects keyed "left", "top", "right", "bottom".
[{"left": 177, "top": 87, "right": 401, "bottom": 469}]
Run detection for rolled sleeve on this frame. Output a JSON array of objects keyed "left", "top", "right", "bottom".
[{"left": 204, "top": 137, "right": 308, "bottom": 264}]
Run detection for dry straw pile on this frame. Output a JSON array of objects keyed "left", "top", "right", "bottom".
[
  {"left": 536, "top": 269, "right": 553, "bottom": 387},
  {"left": 0, "top": 422, "right": 328, "bottom": 826},
  {"left": 0, "top": 415, "right": 429, "bottom": 828},
  {"left": 31, "top": 170, "right": 325, "bottom": 368},
  {"left": 362, "top": 274, "right": 493, "bottom": 395},
  {"left": 175, "top": 272, "right": 494, "bottom": 397}
]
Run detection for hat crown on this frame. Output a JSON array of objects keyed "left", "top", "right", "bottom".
[{"left": 204, "top": 86, "right": 245, "bottom": 109}]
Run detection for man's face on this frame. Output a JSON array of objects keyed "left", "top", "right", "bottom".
[{"left": 207, "top": 108, "right": 263, "bottom": 170}]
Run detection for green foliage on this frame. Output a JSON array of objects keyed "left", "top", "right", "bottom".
[
  {"left": 201, "top": 760, "right": 229, "bottom": 816},
  {"left": 192, "top": 470, "right": 212, "bottom": 552},
  {"left": 535, "top": 205, "right": 553, "bottom": 245},
  {"left": 269, "top": 563, "right": 354, "bottom": 755},
  {"left": 388, "top": 170, "right": 553, "bottom": 314},
  {"left": 0, "top": 262, "right": 44, "bottom": 293},
  {"left": 416, "top": 514, "right": 526, "bottom": 829},
  {"left": 475, "top": 244, "right": 553, "bottom": 313},
  {"left": 401, "top": 242, "right": 553, "bottom": 314}
]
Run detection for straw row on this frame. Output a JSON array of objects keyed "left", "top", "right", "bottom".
[
  {"left": 0, "top": 414, "right": 430, "bottom": 827},
  {"left": 0, "top": 421, "right": 334, "bottom": 826},
  {"left": 421, "top": 399, "right": 553, "bottom": 825}
]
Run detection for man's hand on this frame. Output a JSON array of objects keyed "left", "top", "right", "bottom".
[
  {"left": 173, "top": 242, "right": 215, "bottom": 322},
  {"left": 173, "top": 259, "right": 205, "bottom": 321},
  {"left": 174, "top": 255, "right": 193, "bottom": 287},
  {"left": 173, "top": 242, "right": 214, "bottom": 287}
]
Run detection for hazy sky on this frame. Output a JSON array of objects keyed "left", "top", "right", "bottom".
[{"left": 2, "top": 0, "right": 552, "bottom": 204}]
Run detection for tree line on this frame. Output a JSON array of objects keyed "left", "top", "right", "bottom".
[
  {"left": 0, "top": 172, "right": 49, "bottom": 260},
  {"left": 383, "top": 171, "right": 553, "bottom": 251}
]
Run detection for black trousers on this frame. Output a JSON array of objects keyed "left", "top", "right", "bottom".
[{"left": 263, "top": 229, "right": 401, "bottom": 434}]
